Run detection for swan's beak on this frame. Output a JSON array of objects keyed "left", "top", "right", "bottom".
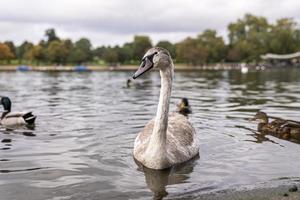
[{"left": 132, "top": 58, "right": 153, "bottom": 79}]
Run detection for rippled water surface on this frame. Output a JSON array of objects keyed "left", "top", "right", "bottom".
[{"left": 0, "top": 69, "right": 300, "bottom": 200}]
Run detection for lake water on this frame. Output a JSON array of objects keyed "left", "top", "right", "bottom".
[{"left": 0, "top": 69, "right": 300, "bottom": 200}]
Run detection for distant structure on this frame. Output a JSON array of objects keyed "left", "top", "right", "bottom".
[{"left": 261, "top": 52, "right": 300, "bottom": 67}]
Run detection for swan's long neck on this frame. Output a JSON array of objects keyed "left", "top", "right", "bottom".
[
  {"left": 145, "top": 63, "right": 173, "bottom": 167},
  {"left": 152, "top": 66, "right": 173, "bottom": 142}
]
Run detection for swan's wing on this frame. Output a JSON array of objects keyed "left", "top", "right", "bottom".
[
  {"left": 166, "top": 113, "right": 199, "bottom": 163},
  {"left": 168, "top": 112, "right": 197, "bottom": 146},
  {"left": 134, "top": 118, "right": 154, "bottom": 148}
]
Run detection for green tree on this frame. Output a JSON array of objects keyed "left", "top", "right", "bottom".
[
  {"left": 25, "top": 45, "right": 45, "bottom": 65},
  {"left": 117, "top": 43, "right": 133, "bottom": 64},
  {"left": 267, "top": 18, "right": 300, "bottom": 54},
  {"left": 102, "top": 47, "right": 118, "bottom": 65},
  {"left": 68, "top": 38, "right": 92, "bottom": 64},
  {"left": 93, "top": 46, "right": 107, "bottom": 60},
  {"left": 132, "top": 35, "right": 152, "bottom": 60},
  {"left": 176, "top": 37, "right": 208, "bottom": 65},
  {"left": 156, "top": 40, "right": 176, "bottom": 58},
  {"left": 46, "top": 40, "right": 69, "bottom": 64},
  {"left": 197, "top": 30, "right": 226, "bottom": 63},
  {"left": 45, "top": 28, "right": 59, "bottom": 44},
  {"left": 16, "top": 41, "right": 33, "bottom": 63},
  {"left": 227, "top": 14, "right": 270, "bottom": 62}
]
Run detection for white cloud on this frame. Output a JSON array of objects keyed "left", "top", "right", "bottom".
[{"left": 0, "top": 0, "right": 300, "bottom": 46}]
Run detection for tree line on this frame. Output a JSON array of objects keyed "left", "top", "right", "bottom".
[{"left": 1, "top": 14, "right": 300, "bottom": 66}]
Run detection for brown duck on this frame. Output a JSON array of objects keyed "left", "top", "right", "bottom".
[
  {"left": 253, "top": 111, "right": 300, "bottom": 142},
  {"left": 177, "top": 98, "right": 192, "bottom": 117}
]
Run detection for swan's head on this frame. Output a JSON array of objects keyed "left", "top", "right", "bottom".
[
  {"left": 0, "top": 97, "right": 12, "bottom": 112},
  {"left": 132, "top": 47, "right": 172, "bottom": 79}
]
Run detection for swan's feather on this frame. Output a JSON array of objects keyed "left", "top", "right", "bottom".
[{"left": 134, "top": 112, "right": 199, "bottom": 167}]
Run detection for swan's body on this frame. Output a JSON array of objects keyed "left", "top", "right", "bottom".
[
  {"left": 132, "top": 47, "right": 199, "bottom": 169},
  {"left": 0, "top": 97, "right": 36, "bottom": 127}
]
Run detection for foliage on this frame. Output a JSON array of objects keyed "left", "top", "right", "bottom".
[
  {"left": 176, "top": 37, "right": 208, "bottom": 65},
  {"left": 45, "top": 28, "right": 59, "bottom": 44},
  {"left": 102, "top": 47, "right": 119, "bottom": 65},
  {"left": 68, "top": 38, "right": 92, "bottom": 64},
  {"left": 2, "top": 14, "right": 300, "bottom": 66},
  {"left": 156, "top": 40, "right": 176, "bottom": 58},
  {"left": 46, "top": 40, "right": 69, "bottom": 64},
  {"left": 227, "top": 14, "right": 270, "bottom": 62},
  {"left": 25, "top": 44, "right": 45, "bottom": 64},
  {"left": 132, "top": 35, "right": 152, "bottom": 60},
  {"left": 0, "top": 43, "right": 14, "bottom": 61},
  {"left": 197, "top": 30, "right": 226, "bottom": 63}
]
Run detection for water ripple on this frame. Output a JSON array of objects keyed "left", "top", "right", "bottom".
[{"left": 0, "top": 69, "right": 300, "bottom": 199}]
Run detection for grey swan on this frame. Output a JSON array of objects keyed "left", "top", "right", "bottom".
[{"left": 132, "top": 47, "right": 200, "bottom": 169}]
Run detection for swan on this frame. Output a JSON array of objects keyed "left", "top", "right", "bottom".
[
  {"left": 132, "top": 47, "right": 200, "bottom": 169},
  {"left": 0, "top": 96, "right": 36, "bottom": 127}
]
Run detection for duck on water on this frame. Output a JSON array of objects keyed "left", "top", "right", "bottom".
[
  {"left": 253, "top": 111, "right": 300, "bottom": 142},
  {"left": 0, "top": 96, "right": 36, "bottom": 128},
  {"left": 131, "top": 47, "right": 200, "bottom": 170}
]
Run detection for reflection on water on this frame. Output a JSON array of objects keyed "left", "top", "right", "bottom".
[
  {"left": 135, "top": 156, "right": 198, "bottom": 200},
  {"left": 0, "top": 69, "right": 300, "bottom": 199}
]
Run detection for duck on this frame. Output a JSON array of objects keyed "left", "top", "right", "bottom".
[
  {"left": 177, "top": 98, "right": 192, "bottom": 116},
  {"left": 126, "top": 78, "right": 132, "bottom": 88},
  {"left": 253, "top": 111, "right": 300, "bottom": 142},
  {"left": 0, "top": 96, "right": 36, "bottom": 127},
  {"left": 132, "top": 47, "right": 200, "bottom": 170}
]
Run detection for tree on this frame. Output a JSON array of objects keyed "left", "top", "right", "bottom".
[
  {"left": 102, "top": 47, "right": 118, "bottom": 65},
  {"left": 45, "top": 28, "right": 59, "bottom": 44},
  {"left": 0, "top": 43, "right": 14, "bottom": 62},
  {"left": 116, "top": 43, "right": 133, "bottom": 64},
  {"left": 156, "top": 40, "right": 176, "bottom": 58},
  {"left": 132, "top": 35, "right": 152, "bottom": 60},
  {"left": 4, "top": 41, "right": 16, "bottom": 58},
  {"left": 68, "top": 38, "right": 92, "bottom": 64},
  {"left": 93, "top": 46, "right": 106, "bottom": 60},
  {"left": 227, "top": 14, "right": 270, "bottom": 62},
  {"left": 46, "top": 40, "right": 69, "bottom": 64},
  {"left": 176, "top": 37, "right": 208, "bottom": 65},
  {"left": 267, "top": 18, "right": 300, "bottom": 54},
  {"left": 197, "top": 30, "right": 226, "bottom": 63},
  {"left": 25, "top": 45, "right": 45, "bottom": 65},
  {"left": 15, "top": 41, "right": 33, "bottom": 63}
]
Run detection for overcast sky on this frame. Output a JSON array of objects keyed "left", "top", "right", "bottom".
[{"left": 1, "top": 0, "right": 300, "bottom": 47}]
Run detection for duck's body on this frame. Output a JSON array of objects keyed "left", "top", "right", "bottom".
[
  {"left": 132, "top": 47, "right": 199, "bottom": 169},
  {"left": 253, "top": 111, "right": 300, "bottom": 142},
  {"left": 0, "top": 97, "right": 36, "bottom": 127}
]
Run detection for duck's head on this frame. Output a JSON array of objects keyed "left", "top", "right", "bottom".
[
  {"left": 132, "top": 47, "right": 172, "bottom": 79},
  {"left": 179, "top": 98, "right": 189, "bottom": 108},
  {"left": 0, "top": 97, "right": 11, "bottom": 112},
  {"left": 253, "top": 111, "right": 268, "bottom": 124},
  {"left": 177, "top": 98, "right": 192, "bottom": 116}
]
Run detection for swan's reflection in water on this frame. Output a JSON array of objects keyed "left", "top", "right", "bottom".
[{"left": 135, "top": 155, "right": 199, "bottom": 200}]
